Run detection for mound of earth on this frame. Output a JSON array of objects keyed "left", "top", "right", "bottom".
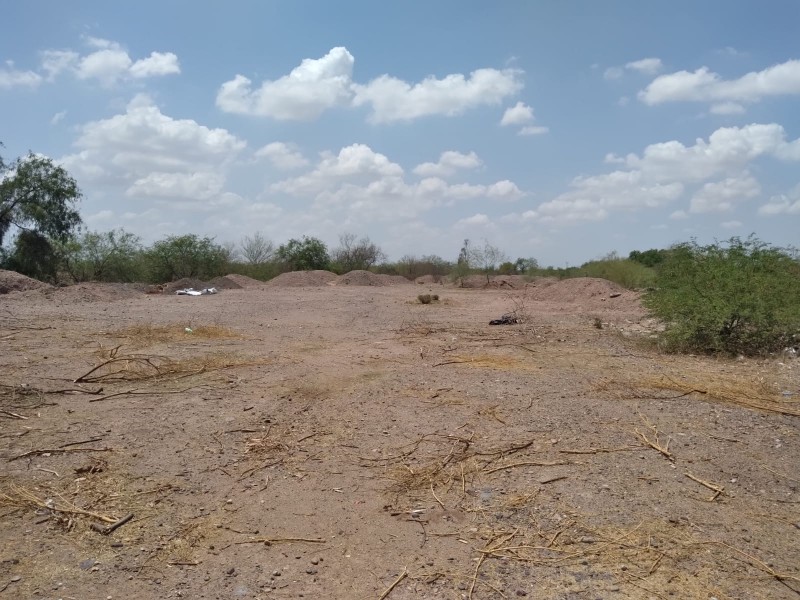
[
  {"left": 266, "top": 270, "right": 339, "bottom": 287},
  {"left": 527, "top": 277, "right": 642, "bottom": 312},
  {"left": 0, "top": 269, "right": 51, "bottom": 294},
  {"left": 335, "top": 270, "right": 388, "bottom": 286},
  {"left": 208, "top": 275, "right": 244, "bottom": 290},
  {"left": 376, "top": 274, "right": 412, "bottom": 286},
  {"left": 28, "top": 282, "right": 146, "bottom": 303},
  {"left": 162, "top": 278, "right": 212, "bottom": 294},
  {"left": 459, "top": 275, "right": 523, "bottom": 288},
  {"left": 219, "top": 274, "right": 265, "bottom": 288},
  {"left": 414, "top": 274, "right": 446, "bottom": 285}
]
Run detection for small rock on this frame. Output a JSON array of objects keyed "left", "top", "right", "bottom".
[
  {"left": 80, "top": 558, "right": 96, "bottom": 571},
  {"left": 226, "top": 567, "right": 236, "bottom": 575},
  {"left": 516, "top": 591, "right": 528, "bottom": 597},
  {"left": 310, "top": 558, "right": 319, "bottom": 565},
  {"left": 305, "top": 568, "right": 317, "bottom": 575}
]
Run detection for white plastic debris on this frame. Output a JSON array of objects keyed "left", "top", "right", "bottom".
[{"left": 175, "top": 287, "right": 217, "bottom": 296}]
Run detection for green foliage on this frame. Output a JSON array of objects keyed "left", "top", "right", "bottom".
[
  {"left": 0, "top": 152, "right": 82, "bottom": 248},
  {"left": 578, "top": 258, "right": 656, "bottom": 289},
  {"left": 331, "top": 233, "right": 386, "bottom": 273},
  {"left": 4, "top": 230, "right": 59, "bottom": 282},
  {"left": 276, "top": 236, "right": 330, "bottom": 271},
  {"left": 497, "top": 261, "right": 516, "bottom": 275},
  {"left": 514, "top": 257, "right": 539, "bottom": 275},
  {"left": 145, "top": 234, "right": 229, "bottom": 282},
  {"left": 60, "top": 229, "right": 144, "bottom": 282},
  {"left": 629, "top": 248, "right": 670, "bottom": 268},
  {"left": 644, "top": 237, "right": 800, "bottom": 356}
]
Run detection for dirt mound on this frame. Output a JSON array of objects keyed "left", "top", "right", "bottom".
[
  {"left": 162, "top": 278, "right": 212, "bottom": 294},
  {"left": 24, "top": 282, "right": 146, "bottom": 303},
  {"left": 219, "top": 274, "right": 265, "bottom": 288},
  {"left": 459, "top": 275, "right": 524, "bottom": 289},
  {"left": 376, "top": 274, "right": 412, "bottom": 286},
  {"left": 0, "top": 269, "right": 51, "bottom": 294},
  {"left": 209, "top": 275, "right": 244, "bottom": 290},
  {"left": 414, "top": 274, "right": 446, "bottom": 285},
  {"left": 527, "top": 277, "right": 642, "bottom": 311},
  {"left": 266, "top": 270, "right": 339, "bottom": 287},
  {"left": 335, "top": 270, "right": 388, "bottom": 286}
]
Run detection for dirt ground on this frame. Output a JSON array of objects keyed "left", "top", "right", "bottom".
[{"left": 1, "top": 274, "right": 798, "bottom": 599}]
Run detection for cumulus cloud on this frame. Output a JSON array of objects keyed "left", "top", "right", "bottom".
[
  {"left": 499, "top": 101, "right": 547, "bottom": 135},
  {"left": 526, "top": 123, "right": 799, "bottom": 224},
  {"left": 215, "top": 46, "right": 524, "bottom": 124},
  {"left": 455, "top": 213, "right": 491, "bottom": 228},
  {"left": 625, "top": 58, "right": 663, "bottom": 75},
  {"left": 500, "top": 101, "right": 534, "bottom": 126},
  {"left": 413, "top": 151, "right": 482, "bottom": 177},
  {"left": 216, "top": 47, "right": 355, "bottom": 120},
  {"left": 255, "top": 142, "right": 309, "bottom": 170},
  {"left": 38, "top": 38, "right": 180, "bottom": 85},
  {"left": 638, "top": 59, "right": 800, "bottom": 107},
  {"left": 61, "top": 94, "right": 245, "bottom": 201},
  {"left": 0, "top": 65, "right": 42, "bottom": 89},
  {"left": 353, "top": 66, "right": 523, "bottom": 123},
  {"left": 689, "top": 174, "right": 760, "bottom": 213},
  {"left": 271, "top": 143, "right": 525, "bottom": 222},
  {"left": 603, "top": 57, "right": 663, "bottom": 81},
  {"left": 758, "top": 186, "right": 800, "bottom": 215}
]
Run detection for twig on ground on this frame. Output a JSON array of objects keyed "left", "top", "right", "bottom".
[
  {"left": 59, "top": 437, "right": 104, "bottom": 448},
  {"left": 378, "top": 568, "right": 408, "bottom": 600},
  {"left": 9, "top": 447, "right": 112, "bottom": 461},
  {"left": 685, "top": 472, "right": 725, "bottom": 501},
  {"left": 91, "top": 513, "right": 134, "bottom": 535},
  {"left": 635, "top": 415, "right": 673, "bottom": 461},
  {"left": 484, "top": 460, "right": 571, "bottom": 474},
  {"left": 232, "top": 537, "right": 325, "bottom": 546}
]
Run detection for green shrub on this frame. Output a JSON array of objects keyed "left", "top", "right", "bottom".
[{"left": 644, "top": 237, "right": 800, "bottom": 356}]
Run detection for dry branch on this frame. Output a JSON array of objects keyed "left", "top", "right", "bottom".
[
  {"left": 685, "top": 472, "right": 725, "bottom": 501},
  {"left": 9, "top": 447, "right": 112, "bottom": 461},
  {"left": 378, "top": 568, "right": 408, "bottom": 600}
]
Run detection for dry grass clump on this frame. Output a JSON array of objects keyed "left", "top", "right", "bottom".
[
  {"left": 417, "top": 294, "right": 441, "bottom": 305},
  {"left": 596, "top": 369, "right": 799, "bottom": 416}
]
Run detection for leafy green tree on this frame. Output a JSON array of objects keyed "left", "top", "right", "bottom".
[
  {"left": 644, "top": 236, "right": 800, "bottom": 356},
  {"left": 145, "top": 234, "right": 228, "bottom": 282},
  {"left": 629, "top": 248, "right": 669, "bottom": 268},
  {"left": 514, "top": 257, "right": 539, "bottom": 275},
  {"left": 0, "top": 151, "right": 82, "bottom": 248},
  {"left": 4, "top": 230, "right": 60, "bottom": 282},
  {"left": 331, "top": 233, "right": 386, "bottom": 273},
  {"left": 276, "top": 236, "right": 330, "bottom": 271},
  {"left": 60, "top": 229, "right": 144, "bottom": 282}
]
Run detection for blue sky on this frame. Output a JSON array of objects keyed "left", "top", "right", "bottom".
[{"left": 2, "top": 1, "right": 799, "bottom": 266}]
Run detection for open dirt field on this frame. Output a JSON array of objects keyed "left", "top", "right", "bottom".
[{"left": 1, "top": 275, "right": 798, "bottom": 599}]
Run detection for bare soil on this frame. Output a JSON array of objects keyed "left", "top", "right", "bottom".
[{"left": 1, "top": 275, "right": 798, "bottom": 599}]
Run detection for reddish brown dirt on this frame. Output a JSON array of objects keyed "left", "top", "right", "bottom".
[{"left": 1, "top": 277, "right": 798, "bottom": 599}]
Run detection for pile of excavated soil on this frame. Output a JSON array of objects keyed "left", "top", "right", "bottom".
[
  {"left": 414, "top": 274, "right": 447, "bottom": 285},
  {"left": 209, "top": 275, "right": 244, "bottom": 290},
  {"left": 459, "top": 275, "right": 527, "bottom": 288},
  {"left": 265, "top": 270, "right": 339, "bottom": 287},
  {"left": 219, "top": 274, "right": 265, "bottom": 288},
  {"left": 527, "top": 277, "right": 642, "bottom": 311},
  {"left": 333, "top": 271, "right": 412, "bottom": 287},
  {"left": 24, "top": 282, "right": 146, "bottom": 303},
  {"left": 162, "top": 278, "right": 212, "bottom": 294},
  {"left": 0, "top": 269, "right": 51, "bottom": 294}
]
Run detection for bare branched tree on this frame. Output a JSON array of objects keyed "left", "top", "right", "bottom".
[
  {"left": 332, "top": 233, "right": 386, "bottom": 272},
  {"left": 468, "top": 238, "right": 508, "bottom": 284},
  {"left": 239, "top": 232, "right": 274, "bottom": 265}
]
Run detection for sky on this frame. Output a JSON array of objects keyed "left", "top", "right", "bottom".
[{"left": 1, "top": 1, "right": 799, "bottom": 267}]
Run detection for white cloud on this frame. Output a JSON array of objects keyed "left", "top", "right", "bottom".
[
  {"left": 216, "top": 47, "right": 355, "bottom": 120},
  {"left": 62, "top": 94, "right": 245, "bottom": 201},
  {"left": 271, "top": 143, "right": 525, "bottom": 223},
  {"left": 39, "top": 38, "right": 180, "bottom": 85},
  {"left": 353, "top": 66, "right": 523, "bottom": 123},
  {"left": 603, "top": 58, "right": 663, "bottom": 82},
  {"left": 639, "top": 59, "right": 800, "bottom": 107},
  {"left": 0, "top": 66, "right": 42, "bottom": 89},
  {"left": 130, "top": 52, "right": 180, "bottom": 78},
  {"left": 413, "top": 151, "right": 482, "bottom": 177},
  {"left": 709, "top": 102, "right": 745, "bottom": 115},
  {"left": 455, "top": 213, "right": 491, "bottom": 227},
  {"left": 50, "top": 110, "right": 66, "bottom": 125},
  {"left": 500, "top": 101, "right": 534, "bottom": 126},
  {"left": 758, "top": 186, "right": 800, "bottom": 215},
  {"left": 527, "top": 123, "right": 800, "bottom": 224},
  {"left": 40, "top": 50, "right": 79, "bottom": 80},
  {"left": 519, "top": 125, "right": 549, "bottom": 136},
  {"left": 689, "top": 174, "right": 760, "bottom": 213},
  {"left": 255, "top": 142, "right": 309, "bottom": 170},
  {"left": 625, "top": 58, "right": 663, "bottom": 75},
  {"left": 670, "top": 210, "right": 689, "bottom": 220}
]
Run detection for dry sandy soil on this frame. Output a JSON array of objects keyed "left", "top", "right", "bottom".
[{"left": 1, "top": 272, "right": 798, "bottom": 600}]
